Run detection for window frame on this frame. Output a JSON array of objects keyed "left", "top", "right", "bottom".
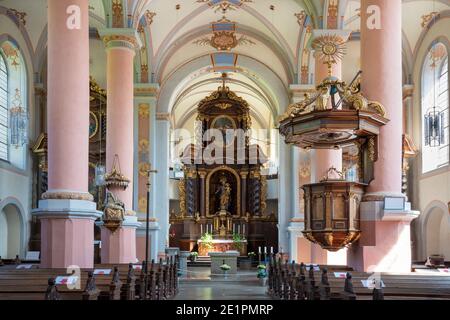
[
  {"left": 421, "top": 43, "right": 450, "bottom": 175},
  {"left": 0, "top": 51, "right": 8, "bottom": 162}
]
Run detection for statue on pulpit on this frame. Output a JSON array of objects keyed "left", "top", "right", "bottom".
[
  {"left": 216, "top": 176, "right": 232, "bottom": 212},
  {"left": 103, "top": 191, "right": 125, "bottom": 232}
]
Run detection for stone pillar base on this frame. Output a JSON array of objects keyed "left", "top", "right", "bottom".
[
  {"left": 32, "top": 199, "right": 102, "bottom": 269},
  {"left": 347, "top": 200, "right": 419, "bottom": 273},
  {"left": 99, "top": 216, "right": 141, "bottom": 264},
  {"left": 136, "top": 221, "right": 160, "bottom": 262}
]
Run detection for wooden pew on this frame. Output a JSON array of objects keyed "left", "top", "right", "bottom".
[
  {"left": 266, "top": 257, "right": 450, "bottom": 300},
  {"left": 0, "top": 257, "right": 179, "bottom": 300}
]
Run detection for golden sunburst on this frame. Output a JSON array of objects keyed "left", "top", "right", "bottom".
[{"left": 312, "top": 34, "right": 347, "bottom": 72}]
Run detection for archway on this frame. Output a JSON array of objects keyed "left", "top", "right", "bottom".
[
  {"left": 0, "top": 204, "right": 22, "bottom": 259},
  {"left": 420, "top": 201, "right": 450, "bottom": 261}
]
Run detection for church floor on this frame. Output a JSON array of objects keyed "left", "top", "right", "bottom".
[{"left": 175, "top": 267, "right": 271, "bottom": 300}]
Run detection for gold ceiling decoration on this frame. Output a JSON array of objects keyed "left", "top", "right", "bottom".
[
  {"left": 197, "top": 0, "right": 253, "bottom": 14},
  {"left": 193, "top": 17, "right": 255, "bottom": 51},
  {"left": 312, "top": 34, "right": 347, "bottom": 74},
  {"left": 421, "top": 12, "right": 439, "bottom": 28},
  {"left": 6, "top": 8, "right": 27, "bottom": 26}
]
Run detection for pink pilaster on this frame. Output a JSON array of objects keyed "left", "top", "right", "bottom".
[
  {"left": 32, "top": 0, "right": 101, "bottom": 269},
  {"left": 99, "top": 30, "right": 140, "bottom": 264},
  {"left": 347, "top": 0, "right": 415, "bottom": 273}
]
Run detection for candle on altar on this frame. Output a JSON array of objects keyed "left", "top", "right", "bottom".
[
  {"left": 264, "top": 247, "right": 267, "bottom": 254},
  {"left": 243, "top": 224, "right": 245, "bottom": 235},
  {"left": 258, "top": 246, "right": 261, "bottom": 254},
  {"left": 271, "top": 247, "right": 273, "bottom": 254},
  {"left": 200, "top": 224, "right": 203, "bottom": 235},
  {"left": 237, "top": 225, "right": 240, "bottom": 235}
]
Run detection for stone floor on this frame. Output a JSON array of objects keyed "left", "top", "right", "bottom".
[{"left": 175, "top": 267, "right": 271, "bottom": 300}]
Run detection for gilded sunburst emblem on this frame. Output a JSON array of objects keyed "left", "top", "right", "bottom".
[{"left": 312, "top": 34, "right": 347, "bottom": 70}]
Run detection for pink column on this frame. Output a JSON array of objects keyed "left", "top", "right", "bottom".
[
  {"left": 347, "top": 0, "right": 414, "bottom": 273},
  {"left": 362, "top": 0, "right": 403, "bottom": 197},
  {"left": 35, "top": 0, "right": 101, "bottom": 269},
  {"left": 47, "top": 0, "right": 89, "bottom": 194},
  {"left": 100, "top": 32, "right": 139, "bottom": 264},
  {"left": 106, "top": 46, "right": 135, "bottom": 209}
]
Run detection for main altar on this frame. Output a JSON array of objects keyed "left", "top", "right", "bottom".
[{"left": 169, "top": 74, "right": 278, "bottom": 255}]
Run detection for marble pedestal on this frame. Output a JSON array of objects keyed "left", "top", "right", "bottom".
[
  {"left": 347, "top": 200, "right": 419, "bottom": 273},
  {"left": 209, "top": 251, "right": 240, "bottom": 275},
  {"left": 98, "top": 216, "right": 141, "bottom": 264},
  {"left": 32, "top": 199, "right": 102, "bottom": 269},
  {"left": 179, "top": 251, "right": 190, "bottom": 276}
]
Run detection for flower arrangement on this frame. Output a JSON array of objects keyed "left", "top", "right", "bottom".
[
  {"left": 257, "top": 264, "right": 267, "bottom": 278},
  {"left": 190, "top": 252, "right": 199, "bottom": 262},
  {"left": 232, "top": 233, "right": 243, "bottom": 251},
  {"left": 248, "top": 252, "right": 256, "bottom": 259},
  {"left": 220, "top": 264, "right": 231, "bottom": 271},
  {"left": 200, "top": 233, "right": 214, "bottom": 249}
]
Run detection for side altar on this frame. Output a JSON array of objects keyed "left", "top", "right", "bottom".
[{"left": 169, "top": 74, "right": 278, "bottom": 254}]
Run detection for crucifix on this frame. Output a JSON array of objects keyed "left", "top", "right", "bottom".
[{"left": 145, "top": 164, "right": 158, "bottom": 274}]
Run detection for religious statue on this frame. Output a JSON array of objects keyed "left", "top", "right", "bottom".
[
  {"left": 103, "top": 191, "right": 125, "bottom": 231},
  {"left": 215, "top": 176, "right": 232, "bottom": 212}
]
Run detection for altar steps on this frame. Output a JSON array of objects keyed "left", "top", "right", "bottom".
[{"left": 188, "top": 256, "right": 211, "bottom": 267}]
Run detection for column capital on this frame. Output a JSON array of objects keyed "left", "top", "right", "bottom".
[
  {"left": 403, "top": 85, "right": 414, "bottom": 100},
  {"left": 156, "top": 113, "right": 171, "bottom": 122},
  {"left": 99, "top": 28, "right": 142, "bottom": 51}
]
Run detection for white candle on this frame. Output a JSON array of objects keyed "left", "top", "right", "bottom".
[
  {"left": 237, "top": 225, "right": 240, "bottom": 235},
  {"left": 264, "top": 247, "right": 267, "bottom": 254},
  {"left": 200, "top": 224, "right": 203, "bottom": 235},
  {"left": 258, "top": 246, "right": 261, "bottom": 254},
  {"left": 243, "top": 224, "right": 245, "bottom": 235},
  {"left": 271, "top": 247, "right": 273, "bottom": 254}
]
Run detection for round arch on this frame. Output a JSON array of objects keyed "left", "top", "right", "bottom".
[
  {"left": 0, "top": 197, "right": 28, "bottom": 259},
  {"left": 416, "top": 200, "right": 450, "bottom": 261}
]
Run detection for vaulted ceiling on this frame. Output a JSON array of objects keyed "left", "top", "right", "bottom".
[{"left": 1, "top": 0, "right": 449, "bottom": 129}]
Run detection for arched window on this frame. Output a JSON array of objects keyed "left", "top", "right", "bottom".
[
  {"left": 0, "top": 53, "right": 7, "bottom": 161},
  {"left": 422, "top": 42, "right": 449, "bottom": 173},
  {"left": 0, "top": 41, "right": 28, "bottom": 169}
]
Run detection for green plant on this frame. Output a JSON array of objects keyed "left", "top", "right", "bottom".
[
  {"left": 220, "top": 264, "right": 231, "bottom": 271},
  {"left": 232, "top": 233, "right": 243, "bottom": 251},
  {"left": 200, "top": 233, "right": 214, "bottom": 249},
  {"left": 257, "top": 264, "right": 267, "bottom": 278},
  {"left": 190, "top": 252, "right": 198, "bottom": 257},
  {"left": 248, "top": 252, "right": 256, "bottom": 259}
]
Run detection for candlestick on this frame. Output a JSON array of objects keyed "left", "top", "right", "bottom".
[
  {"left": 271, "top": 246, "right": 273, "bottom": 254},
  {"left": 258, "top": 246, "right": 261, "bottom": 254},
  {"left": 264, "top": 247, "right": 267, "bottom": 254},
  {"left": 237, "top": 225, "right": 240, "bottom": 235},
  {"left": 200, "top": 224, "right": 203, "bottom": 235}
]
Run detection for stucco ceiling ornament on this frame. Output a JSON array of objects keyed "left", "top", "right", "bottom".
[
  {"left": 193, "top": 17, "right": 255, "bottom": 51},
  {"left": 197, "top": 0, "right": 253, "bottom": 14}
]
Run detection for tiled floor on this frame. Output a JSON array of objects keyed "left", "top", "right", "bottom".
[{"left": 175, "top": 267, "right": 271, "bottom": 300}]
